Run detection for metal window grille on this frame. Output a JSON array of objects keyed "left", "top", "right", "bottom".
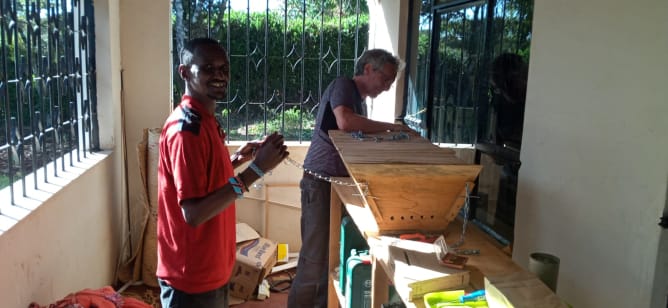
[
  {"left": 172, "top": 0, "right": 368, "bottom": 142},
  {"left": 0, "top": 0, "right": 97, "bottom": 206}
]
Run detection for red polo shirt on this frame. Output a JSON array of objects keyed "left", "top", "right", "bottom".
[{"left": 156, "top": 95, "right": 236, "bottom": 293}]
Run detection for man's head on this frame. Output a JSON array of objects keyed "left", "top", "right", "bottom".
[
  {"left": 490, "top": 53, "right": 528, "bottom": 104},
  {"left": 354, "top": 49, "right": 403, "bottom": 98},
  {"left": 179, "top": 38, "right": 230, "bottom": 104}
]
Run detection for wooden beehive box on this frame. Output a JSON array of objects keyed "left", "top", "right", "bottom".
[{"left": 329, "top": 130, "right": 482, "bottom": 233}]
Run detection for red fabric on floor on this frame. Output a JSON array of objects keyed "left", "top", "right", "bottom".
[{"left": 29, "top": 286, "right": 153, "bottom": 308}]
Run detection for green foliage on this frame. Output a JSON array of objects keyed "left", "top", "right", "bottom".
[
  {"left": 408, "top": 0, "right": 534, "bottom": 144},
  {"left": 0, "top": 174, "right": 9, "bottom": 189},
  {"left": 1, "top": 0, "right": 82, "bottom": 144},
  {"left": 173, "top": 2, "right": 368, "bottom": 141},
  {"left": 220, "top": 10, "right": 367, "bottom": 103},
  {"left": 245, "top": 107, "right": 315, "bottom": 141},
  {"left": 282, "top": 0, "right": 368, "bottom": 18}
]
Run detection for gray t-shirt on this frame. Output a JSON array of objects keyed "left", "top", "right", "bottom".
[{"left": 303, "top": 76, "right": 365, "bottom": 177}]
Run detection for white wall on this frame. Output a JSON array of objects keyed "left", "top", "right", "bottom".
[
  {"left": 118, "top": 0, "right": 173, "bottom": 269},
  {"left": 0, "top": 0, "right": 126, "bottom": 306},
  {"left": 514, "top": 0, "right": 668, "bottom": 307},
  {"left": 366, "top": 0, "right": 407, "bottom": 123},
  {"left": 0, "top": 154, "right": 120, "bottom": 308},
  {"left": 234, "top": 143, "right": 308, "bottom": 251}
]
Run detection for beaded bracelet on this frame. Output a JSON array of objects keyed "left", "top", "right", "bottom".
[
  {"left": 228, "top": 176, "right": 245, "bottom": 199},
  {"left": 248, "top": 162, "right": 265, "bottom": 177}
]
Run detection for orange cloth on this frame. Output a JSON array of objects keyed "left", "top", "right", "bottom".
[{"left": 28, "top": 286, "right": 153, "bottom": 308}]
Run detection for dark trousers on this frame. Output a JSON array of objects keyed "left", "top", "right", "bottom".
[
  {"left": 287, "top": 176, "right": 331, "bottom": 308},
  {"left": 159, "top": 279, "right": 229, "bottom": 308}
]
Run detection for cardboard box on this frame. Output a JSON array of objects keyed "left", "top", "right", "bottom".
[
  {"left": 370, "top": 236, "right": 470, "bottom": 301},
  {"left": 230, "top": 223, "right": 278, "bottom": 299}
]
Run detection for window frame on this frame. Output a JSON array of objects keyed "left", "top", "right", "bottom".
[
  {"left": 403, "top": 0, "right": 533, "bottom": 244},
  {"left": 0, "top": 0, "right": 98, "bottom": 207}
]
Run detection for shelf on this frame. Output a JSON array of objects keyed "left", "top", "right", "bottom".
[
  {"left": 330, "top": 272, "right": 345, "bottom": 307},
  {"left": 328, "top": 178, "right": 566, "bottom": 308}
]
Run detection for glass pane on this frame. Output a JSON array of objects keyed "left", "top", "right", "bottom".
[
  {"left": 404, "top": 1, "right": 432, "bottom": 136},
  {"left": 430, "top": 2, "right": 487, "bottom": 145},
  {"left": 405, "top": 0, "right": 534, "bottom": 243}
]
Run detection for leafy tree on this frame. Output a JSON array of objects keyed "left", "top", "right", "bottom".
[{"left": 281, "top": 0, "right": 368, "bottom": 19}]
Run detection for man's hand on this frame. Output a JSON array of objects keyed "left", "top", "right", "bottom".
[
  {"left": 233, "top": 141, "right": 262, "bottom": 165},
  {"left": 252, "top": 132, "right": 289, "bottom": 174},
  {"left": 389, "top": 123, "right": 420, "bottom": 137}
]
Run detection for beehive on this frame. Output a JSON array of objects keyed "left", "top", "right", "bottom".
[{"left": 329, "top": 130, "right": 482, "bottom": 233}]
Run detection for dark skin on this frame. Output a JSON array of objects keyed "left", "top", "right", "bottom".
[{"left": 176, "top": 42, "right": 289, "bottom": 226}]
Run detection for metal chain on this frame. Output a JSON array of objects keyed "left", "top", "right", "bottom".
[
  {"left": 279, "top": 130, "right": 407, "bottom": 187},
  {"left": 351, "top": 130, "right": 411, "bottom": 142},
  {"left": 280, "top": 132, "right": 471, "bottom": 247},
  {"left": 283, "top": 156, "right": 358, "bottom": 187}
]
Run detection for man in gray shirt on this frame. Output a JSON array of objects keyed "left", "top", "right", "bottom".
[{"left": 288, "top": 49, "right": 414, "bottom": 307}]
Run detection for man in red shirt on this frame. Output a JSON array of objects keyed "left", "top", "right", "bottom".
[{"left": 157, "top": 37, "right": 288, "bottom": 308}]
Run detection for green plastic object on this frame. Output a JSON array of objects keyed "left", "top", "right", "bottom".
[
  {"left": 345, "top": 249, "right": 372, "bottom": 308},
  {"left": 435, "top": 301, "right": 488, "bottom": 307},
  {"left": 424, "top": 290, "right": 465, "bottom": 307},
  {"left": 339, "top": 215, "right": 369, "bottom": 294},
  {"left": 424, "top": 290, "right": 489, "bottom": 308}
]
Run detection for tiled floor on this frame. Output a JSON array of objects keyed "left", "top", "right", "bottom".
[{"left": 233, "top": 270, "right": 292, "bottom": 307}]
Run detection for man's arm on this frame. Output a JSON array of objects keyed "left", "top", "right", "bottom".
[
  {"left": 180, "top": 167, "right": 261, "bottom": 227},
  {"left": 180, "top": 133, "right": 288, "bottom": 227},
  {"left": 332, "top": 104, "right": 410, "bottom": 133}
]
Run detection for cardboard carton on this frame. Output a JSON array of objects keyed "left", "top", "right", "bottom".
[
  {"left": 370, "top": 236, "right": 470, "bottom": 301},
  {"left": 230, "top": 223, "right": 278, "bottom": 299}
]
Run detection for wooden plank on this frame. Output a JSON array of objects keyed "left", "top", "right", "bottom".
[
  {"left": 442, "top": 220, "right": 519, "bottom": 290},
  {"left": 371, "top": 257, "right": 389, "bottom": 308},
  {"left": 346, "top": 163, "right": 481, "bottom": 232},
  {"left": 329, "top": 130, "right": 463, "bottom": 165},
  {"left": 331, "top": 184, "right": 563, "bottom": 308},
  {"left": 328, "top": 185, "right": 343, "bottom": 308},
  {"left": 329, "top": 129, "right": 482, "bottom": 233},
  {"left": 330, "top": 178, "right": 365, "bottom": 207},
  {"left": 368, "top": 237, "right": 470, "bottom": 302}
]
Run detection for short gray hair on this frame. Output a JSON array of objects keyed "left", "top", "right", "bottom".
[{"left": 354, "top": 49, "right": 403, "bottom": 76}]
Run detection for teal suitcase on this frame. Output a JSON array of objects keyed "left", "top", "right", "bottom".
[{"left": 339, "top": 215, "right": 369, "bottom": 294}]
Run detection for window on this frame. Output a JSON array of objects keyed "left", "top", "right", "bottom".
[
  {"left": 171, "top": 0, "right": 368, "bottom": 142},
  {"left": 404, "top": 0, "right": 533, "bottom": 243},
  {"left": 0, "top": 0, "right": 97, "bottom": 205}
]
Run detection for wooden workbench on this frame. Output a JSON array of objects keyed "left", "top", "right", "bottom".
[
  {"left": 327, "top": 180, "right": 566, "bottom": 308},
  {"left": 325, "top": 131, "right": 564, "bottom": 307}
]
